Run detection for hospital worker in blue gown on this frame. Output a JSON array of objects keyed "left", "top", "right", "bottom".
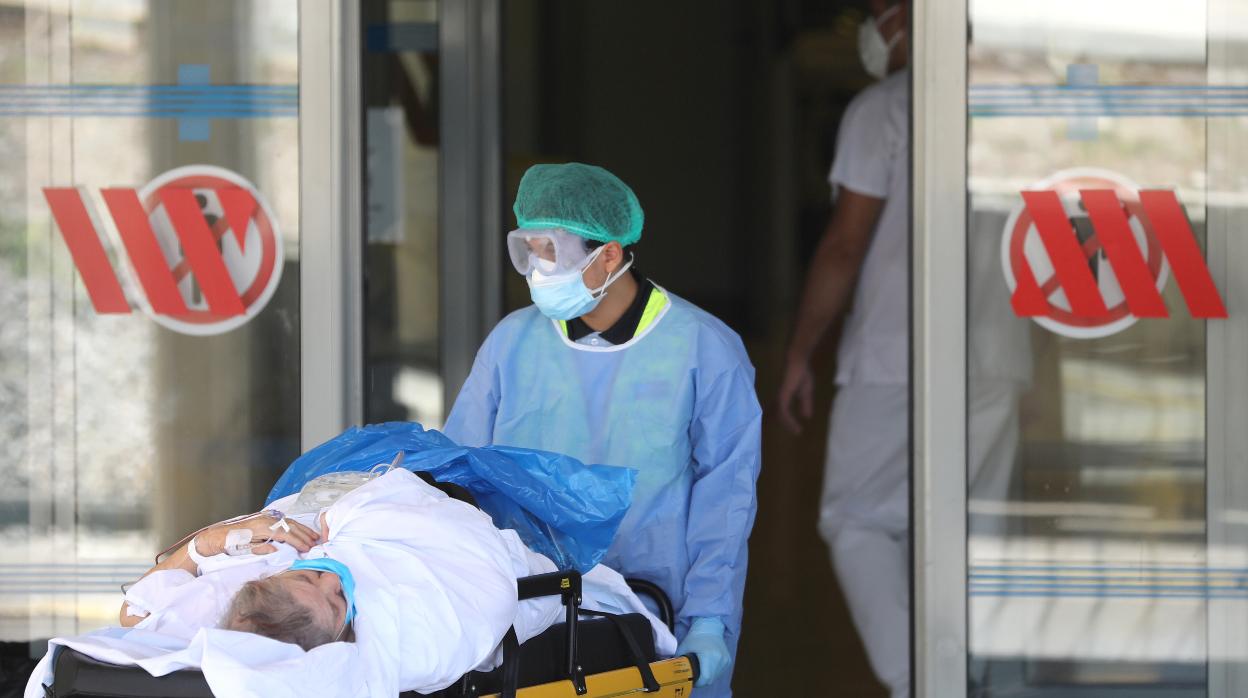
[{"left": 444, "top": 162, "right": 762, "bottom": 696}]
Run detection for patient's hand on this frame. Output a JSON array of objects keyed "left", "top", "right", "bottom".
[{"left": 197, "top": 515, "right": 321, "bottom": 556}]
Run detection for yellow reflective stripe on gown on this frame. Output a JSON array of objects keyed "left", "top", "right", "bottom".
[
  {"left": 558, "top": 319, "right": 569, "bottom": 337},
  {"left": 635, "top": 287, "right": 669, "bottom": 336}
]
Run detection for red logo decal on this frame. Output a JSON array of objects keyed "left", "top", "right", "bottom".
[
  {"left": 44, "top": 166, "right": 284, "bottom": 336},
  {"left": 1002, "top": 169, "right": 1225, "bottom": 339}
]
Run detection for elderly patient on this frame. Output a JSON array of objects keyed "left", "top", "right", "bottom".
[
  {"left": 121, "top": 503, "right": 354, "bottom": 649},
  {"left": 225, "top": 556, "right": 356, "bottom": 648},
  {"left": 112, "top": 468, "right": 646, "bottom": 696}
]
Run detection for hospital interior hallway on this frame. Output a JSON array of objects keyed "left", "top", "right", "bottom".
[{"left": 500, "top": 1, "right": 890, "bottom": 693}]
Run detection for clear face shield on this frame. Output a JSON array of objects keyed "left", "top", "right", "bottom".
[{"left": 506, "top": 227, "right": 595, "bottom": 277}]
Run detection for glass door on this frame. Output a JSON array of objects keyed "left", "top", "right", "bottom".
[
  {"left": 0, "top": 0, "right": 359, "bottom": 670},
  {"left": 359, "top": 0, "right": 502, "bottom": 428},
  {"left": 915, "top": 0, "right": 1248, "bottom": 696},
  {"left": 361, "top": 0, "right": 444, "bottom": 427}
]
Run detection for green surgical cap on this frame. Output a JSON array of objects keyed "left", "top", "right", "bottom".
[{"left": 513, "top": 163, "right": 644, "bottom": 246}]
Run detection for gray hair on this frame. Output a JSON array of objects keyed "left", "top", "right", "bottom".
[{"left": 221, "top": 577, "right": 339, "bottom": 651}]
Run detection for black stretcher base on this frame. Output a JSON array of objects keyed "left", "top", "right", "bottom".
[{"left": 44, "top": 613, "right": 693, "bottom": 698}]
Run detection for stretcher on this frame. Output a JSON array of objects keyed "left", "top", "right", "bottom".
[
  {"left": 43, "top": 571, "right": 698, "bottom": 698},
  {"left": 40, "top": 477, "right": 699, "bottom": 697}
]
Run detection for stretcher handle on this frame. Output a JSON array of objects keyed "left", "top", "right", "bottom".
[
  {"left": 624, "top": 578, "right": 674, "bottom": 632},
  {"left": 517, "top": 571, "right": 582, "bottom": 603},
  {"left": 500, "top": 627, "right": 521, "bottom": 698},
  {"left": 684, "top": 652, "right": 702, "bottom": 685},
  {"left": 515, "top": 571, "right": 587, "bottom": 695}
]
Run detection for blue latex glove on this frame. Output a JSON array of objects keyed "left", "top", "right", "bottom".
[{"left": 675, "top": 617, "right": 731, "bottom": 688}]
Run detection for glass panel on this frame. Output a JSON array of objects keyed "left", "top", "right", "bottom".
[
  {"left": 0, "top": 0, "right": 300, "bottom": 663},
  {"left": 965, "top": 2, "right": 1241, "bottom": 696},
  {"left": 361, "top": 0, "right": 443, "bottom": 428}
]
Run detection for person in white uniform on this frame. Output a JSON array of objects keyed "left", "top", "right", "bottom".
[
  {"left": 776, "top": 2, "right": 912, "bottom": 696},
  {"left": 777, "top": 3, "right": 1030, "bottom": 696}
]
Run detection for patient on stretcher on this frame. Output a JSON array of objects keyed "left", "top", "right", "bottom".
[
  {"left": 36, "top": 468, "right": 675, "bottom": 698},
  {"left": 222, "top": 560, "right": 356, "bottom": 649},
  {"left": 118, "top": 497, "right": 354, "bottom": 649}
]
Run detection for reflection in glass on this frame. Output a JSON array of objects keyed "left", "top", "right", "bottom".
[
  {"left": 0, "top": 0, "right": 300, "bottom": 659},
  {"left": 967, "top": 1, "right": 1219, "bottom": 696},
  {"left": 362, "top": 0, "right": 444, "bottom": 428}
]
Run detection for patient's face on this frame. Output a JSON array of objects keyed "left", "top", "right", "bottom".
[{"left": 274, "top": 569, "right": 349, "bottom": 634}]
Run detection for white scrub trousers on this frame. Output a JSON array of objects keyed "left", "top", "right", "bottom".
[{"left": 818, "top": 382, "right": 1021, "bottom": 698}]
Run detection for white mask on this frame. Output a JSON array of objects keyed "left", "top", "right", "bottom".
[{"left": 858, "top": 4, "right": 903, "bottom": 81}]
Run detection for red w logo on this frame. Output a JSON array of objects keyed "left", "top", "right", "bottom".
[
  {"left": 45, "top": 187, "right": 256, "bottom": 316},
  {"left": 42, "top": 167, "right": 285, "bottom": 336},
  {"left": 1009, "top": 189, "right": 1226, "bottom": 321}
]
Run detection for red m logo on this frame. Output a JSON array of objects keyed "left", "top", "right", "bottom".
[{"left": 1009, "top": 189, "right": 1226, "bottom": 321}]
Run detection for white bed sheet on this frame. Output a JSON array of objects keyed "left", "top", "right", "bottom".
[{"left": 24, "top": 469, "right": 676, "bottom": 698}]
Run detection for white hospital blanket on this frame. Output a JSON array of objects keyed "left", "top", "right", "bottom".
[{"left": 25, "top": 469, "right": 675, "bottom": 698}]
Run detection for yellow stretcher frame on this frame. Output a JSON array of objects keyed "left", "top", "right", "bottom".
[{"left": 482, "top": 656, "right": 697, "bottom": 698}]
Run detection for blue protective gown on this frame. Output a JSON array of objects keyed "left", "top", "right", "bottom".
[{"left": 444, "top": 288, "right": 762, "bottom": 697}]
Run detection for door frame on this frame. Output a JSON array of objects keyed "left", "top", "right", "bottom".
[
  {"left": 913, "top": 2, "right": 1248, "bottom": 695},
  {"left": 439, "top": 0, "right": 504, "bottom": 413},
  {"left": 911, "top": 0, "right": 970, "bottom": 696},
  {"left": 1206, "top": 2, "right": 1248, "bottom": 691},
  {"left": 300, "top": 0, "right": 365, "bottom": 449},
  {"left": 299, "top": 0, "right": 503, "bottom": 443}
]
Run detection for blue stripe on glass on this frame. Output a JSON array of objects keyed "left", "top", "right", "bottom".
[
  {"left": 973, "top": 563, "right": 1248, "bottom": 573},
  {"left": 971, "top": 580, "right": 1247, "bottom": 592},
  {"left": 967, "top": 560, "right": 1248, "bottom": 598},
  {"left": 0, "top": 110, "right": 296, "bottom": 118},
  {"left": 971, "top": 590, "right": 1247, "bottom": 599},
  {"left": 970, "top": 84, "right": 1248, "bottom": 117},
  {"left": 973, "top": 574, "right": 1248, "bottom": 584},
  {"left": 0, "top": 83, "right": 298, "bottom": 119}
]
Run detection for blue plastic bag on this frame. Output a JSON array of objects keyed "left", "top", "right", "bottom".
[{"left": 265, "top": 422, "right": 636, "bottom": 573}]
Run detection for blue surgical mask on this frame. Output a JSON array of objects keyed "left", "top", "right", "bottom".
[
  {"left": 528, "top": 271, "right": 604, "bottom": 321},
  {"left": 289, "top": 557, "right": 357, "bottom": 629},
  {"left": 526, "top": 247, "right": 633, "bottom": 321}
]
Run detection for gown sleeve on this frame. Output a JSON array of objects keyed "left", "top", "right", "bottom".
[
  {"left": 680, "top": 337, "right": 763, "bottom": 634},
  {"left": 442, "top": 329, "right": 502, "bottom": 447}
]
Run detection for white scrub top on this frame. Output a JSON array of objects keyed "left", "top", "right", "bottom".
[{"left": 828, "top": 68, "right": 910, "bottom": 386}]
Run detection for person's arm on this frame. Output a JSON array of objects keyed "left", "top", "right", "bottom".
[
  {"left": 443, "top": 332, "right": 501, "bottom": 447},
  {"left": 118, "top": 542, "right": 198, "bottom": 627},
  {"left": 118, "top": 514, "right": 320, "bottom": 626},
  {"left": 681, "top": 357, "right": 763, "bottom": 632},
  {"left": 675, "top": 351, "right": 761, "bottom": 686},
  {"left": 776, "top": 188, "right": 886, "bottom": 433}
]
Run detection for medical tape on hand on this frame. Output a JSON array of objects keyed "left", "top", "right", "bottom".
[
  {"left": 269, "top": 517, "right": 291, "bottom": 534},
  {"left": 224, "top": 529, "right": 255, "bottom": 556}
]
